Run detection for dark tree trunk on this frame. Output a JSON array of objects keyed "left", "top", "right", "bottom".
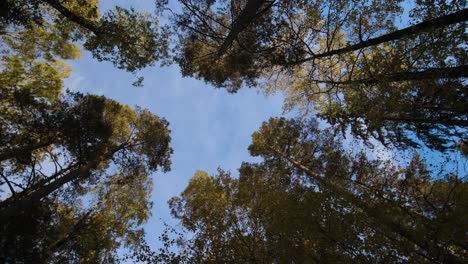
[
  {"left": 40, "top": 0, "right": 101, "bottom": 34},
  {"left": 0, "top": 161, "right": 97, "bottom": 224},
  {"left": 217, "top": 0, "right": 271, "bottom": 56},
  {"left": 0, "top": 143, "right": 126, "bottom": 224},
  {"left": 292, "top": 8, "right": 468, "bottom": 65},
  {"left": 313, "top": 65, "right": 468, "bottom": 86}
]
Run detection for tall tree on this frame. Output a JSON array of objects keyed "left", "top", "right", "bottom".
[
  {"left": 1, "top": 168, "right": 159, "bottom": 263},
  {"left": 0, "top": 92, "right": 172, "bottom": 220},
  {"left": 0, "top": 11, "right": 173, "bottom": 257},
  {"left": 249, "top": 117, "right": 467, "bottom": 263},
  {"left": 0, "top": 91, "right": 173, "bottom": 261},
  {"left": 174, "top": 0, "right": 467, "bottom": 151}
]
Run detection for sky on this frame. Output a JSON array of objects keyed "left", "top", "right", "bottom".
[{"left": 65, "top": 0, "right": 288, "bottom": 249}]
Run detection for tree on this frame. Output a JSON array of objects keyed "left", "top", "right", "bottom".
[
  {"left": 46, "top": 168, "right": 156, "bottom": 263},
  {"left": 166, "top": 118, "right": 467, "bottom": 263},
  {"left": 0, "top": 91, "right": 172, "bottom": 219},
  {"left": 249, "top": 117, "right": 467, "bottom": 263},
  {"left": 168, "top": 169, "right": 272, "bottom": 263},
  {"left": 174, "top": 0, "right": 467, "bottom": 150},
  {"left": 1, "top": 0, "right": 169, "bottom": 73},
  {"left": 0, "top": 198, "right": 57, "bottom": 262},
  {"left": 1, "top": 168, "right": 159, "bottom": 263},
  {"left": 0, "top": 91, "right": 173, "bottom": 261}
]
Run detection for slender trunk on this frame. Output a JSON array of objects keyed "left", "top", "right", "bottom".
[
  {"left": 313, "top": 65, "right": 468, "bottom": 86},
  {"left": 0, "top": 161, "right": 97, "bottom": 224},
  {"left": 291, "top": 8, "right": 468, "bottom": 65},
  {"left": 217, "top": 0, "right": 270, "bottom": 56},
  {"left": 0, "top": 144, "right": 126, "bottom": 224},
  {"left": 3, "top": 163, "right": 77, "bottom": 206},
  {"left": 39, "top": 0, "right": 101, "bottom": 34},
  {"left": 382, "top": 116, "right": 468, "bottom": 127},
  {"left": 0, "top": 172, "right": 16, "bottom": 195},
  {"left": 264, "top": 143, "right": 464, "bottom": 264}
]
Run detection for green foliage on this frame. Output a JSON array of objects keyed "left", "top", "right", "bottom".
[
  {"left": 0, "top": 89, "right": 173, "bottom": 261},
  {"left": 0, "top": 2, "right": 173, "bottom": 260},
  {"left": 84, "top": 6, "right": 169, "bottom": 72},
  {"left": 2, "top": 1, "right": 466, "bottom": 262},
  {"left": 1, "top": 0, "right": 169, "bottom": 73},
  {"left": 164, "top": 118, "right": 468, "bottom": 263},
  {"left": 175, "top": 0, "right": 467, "bottom": 151},
  {"left": 46, "top": 168, "right": 155, "bottom": 263},
  {"left": 0, "top": 0, "right": 42, "bottom": 27}
]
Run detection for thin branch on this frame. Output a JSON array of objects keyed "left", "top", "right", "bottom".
[{"left": 0, "top": 171, "right": 16, "bottom": 196}]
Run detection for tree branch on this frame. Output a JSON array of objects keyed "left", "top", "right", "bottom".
[
  {"left": 39, "top": 0, "right": 101, "bottom": 34},
  {"left": 290, "top": 8, "right": 468, "bottom": 65}
]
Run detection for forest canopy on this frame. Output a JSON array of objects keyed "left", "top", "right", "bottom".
[{"left": 1, "top": 0, "right": 467, "bottom": 263}]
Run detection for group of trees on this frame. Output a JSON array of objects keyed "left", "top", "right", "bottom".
[
  {"left": 158, "top": 118, "right": 467, "bottom": 263},
  {"left": 0, "top": 0, "right": 466, "bottom": 263},
  {"left": 163, "top": 0, "right": 467, "bottom": 263},
  {"left": 175, "top": 0, "right": 467, "bottom": 151},
  {"left": 1, "top": 0, "right": 172, "bottom": 262},
  {"left": 1, "top": 0, "right": 169, "bottom": 73}
]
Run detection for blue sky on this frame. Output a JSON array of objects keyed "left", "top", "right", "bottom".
[{"left": 66, "top": 36, "right": 287, "bottom": 252}]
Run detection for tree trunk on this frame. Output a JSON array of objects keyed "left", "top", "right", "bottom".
[
  {"left": 313, "top": 65, "right": 468, "bottom": 86},
  {"left": 0, "top": 161, "right": 97, "bottom": 224},
  {"left": 292, "top": 8, "right": 468, "bottom": 65},
  {"left": 217, "top": 0, "right": 271, "bottom": 56},
  {"left": 0, "top": 143, "right": 126, "bottom": 224}
]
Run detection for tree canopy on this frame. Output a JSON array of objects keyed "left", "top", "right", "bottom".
[
  {"left": 0, "top": 1, "right": 173, "bottom": 261},
  {"left": 1, "top": 0, "right": 467, "bottom": 262},
  {"left": 1, "top": 0, "right": 169, "bottom": 73},
  {"left": 164, "top": 118, "right": 467, "bottom": 263},
  {"left": 0, "top": 90, "right": 173, "bottom": 261}
]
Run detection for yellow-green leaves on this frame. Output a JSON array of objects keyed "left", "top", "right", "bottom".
[
  {"left": 166, "top": 118, "right": 467, "bottom": 263},
  {"left": 83, "top": 6, "right": 169, "bottom": 73}
]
